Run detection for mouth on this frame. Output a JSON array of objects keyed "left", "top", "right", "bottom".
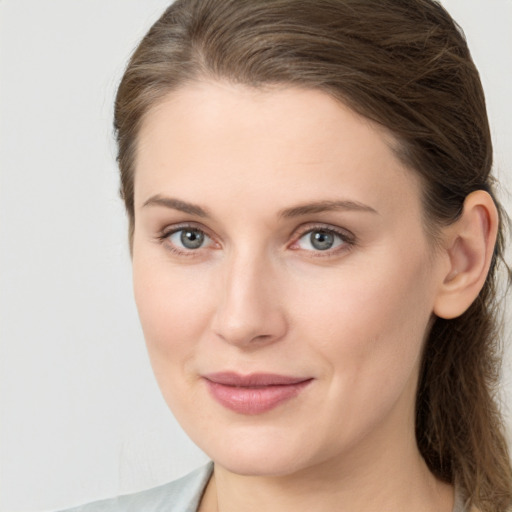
[{"left": 202, "top": 372, "right": 313, "bottom": 415}]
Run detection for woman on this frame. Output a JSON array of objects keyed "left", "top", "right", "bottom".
[{"left": 64, "top": 0, "right": 511, "bottom": 511}]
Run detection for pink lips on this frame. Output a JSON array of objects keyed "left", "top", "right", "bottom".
[{"left": 203, "top": 372, "right": 313, "bottom": 415}]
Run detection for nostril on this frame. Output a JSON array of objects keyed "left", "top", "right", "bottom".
[{"left": 212, "top": 318, "right": 287, "bottom": 348}]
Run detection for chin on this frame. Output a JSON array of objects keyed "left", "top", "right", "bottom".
[
  {"left": 190, "top": 423, "right": 327, "bottom": 477},
  {"left": 213, "top": 450, "right": 310, "bottom": 477}
]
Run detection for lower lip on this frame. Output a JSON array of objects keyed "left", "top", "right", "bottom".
[{"left": 204, "top": 379, "right": 312, "bottom": 415}]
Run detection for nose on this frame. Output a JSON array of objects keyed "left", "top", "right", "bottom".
[{"left": 211, "top": 252, "right": 288, "bottom": 348}]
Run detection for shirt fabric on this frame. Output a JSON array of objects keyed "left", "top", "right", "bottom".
[{"left": 60, "top": 461, "right": 469, "bottom": 512}]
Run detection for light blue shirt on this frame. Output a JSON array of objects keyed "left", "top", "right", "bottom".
[{"left": 59, "top": 463, "right": 213, "bottom": 512}]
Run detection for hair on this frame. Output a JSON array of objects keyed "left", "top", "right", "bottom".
[{"left": 114, "top": 0, "right": 512, "bottom": 510}]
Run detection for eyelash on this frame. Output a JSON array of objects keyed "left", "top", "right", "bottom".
[
  {"left": 156, "top": 223, "right": 216, "bottom": 257},
  {"left": 290, "top": 224, "right": 356, "bottom": 257},
  {"left": 156, "top": 223, "right": 356, "bottom": 258}
]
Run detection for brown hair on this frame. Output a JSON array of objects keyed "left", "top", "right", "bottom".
[{"left": 114, "top": 1, "right": 512, "bottom": 509}]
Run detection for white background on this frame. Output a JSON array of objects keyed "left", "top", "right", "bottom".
[{"left": 0, "top": 1, "right": 510, "bottom": 511}]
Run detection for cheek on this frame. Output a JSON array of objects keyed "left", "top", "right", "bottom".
[
  {"left": 286, "top": 253, "right": 435, "bottom": 452},
  {"left": 132, "top": 257, "right": 220, "bottom": 422},
  {"left": 295, "top": 250, "right": 434, "bottom": 394},
  {"left": 132, "top": 252, "right": 215, "bottom": 373}
]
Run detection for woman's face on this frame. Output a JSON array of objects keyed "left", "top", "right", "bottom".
[{"left": 132, "top": 82, "right": 447, "bottom": 476}]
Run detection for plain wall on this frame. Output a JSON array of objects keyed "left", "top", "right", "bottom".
[{"left": 0, "top": 1, "right": 510, "bottom": 511}]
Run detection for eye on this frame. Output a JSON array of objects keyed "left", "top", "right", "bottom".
[
  {"left": 295, "top": 228, "right": 347, "bottom": 252},
  {"left": 167, "top": 227, "right": 211, "bottom": 250}
]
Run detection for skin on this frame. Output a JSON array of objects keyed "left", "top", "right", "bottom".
[{"left": 131, "top": 81, "right": 493, "bottom": 511}]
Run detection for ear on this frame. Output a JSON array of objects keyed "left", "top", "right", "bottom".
[{"left": 433, "top": 190, "right": 499, "bottom": 319}]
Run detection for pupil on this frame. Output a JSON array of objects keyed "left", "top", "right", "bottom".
[
  {"left": 311, "top": 231, "right": 334, "bottom": 250},
  {"left": 180, "top": 230, "right": 204, "bottom": 249}
]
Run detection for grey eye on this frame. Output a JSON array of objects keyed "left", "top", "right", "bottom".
[
  {"left": 310, "top": 231, "right": 335, "bottom": 250},
  {"left": 296, "top": 229, "right": 345, "bottom": 251},
  {"left": 169, "top": 228, "right": 207, "bottom": 249}
]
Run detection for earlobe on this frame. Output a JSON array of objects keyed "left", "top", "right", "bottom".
[{"left": 433, "top": 190, "right": 498, "bottom": 320}]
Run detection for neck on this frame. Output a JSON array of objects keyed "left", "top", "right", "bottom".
[{"left": 202, "top": 446, "right": 452, "bottom": 512}]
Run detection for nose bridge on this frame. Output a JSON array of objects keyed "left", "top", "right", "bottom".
[{"left": 212, "top": 245, "right": 287, "bottom": 347}]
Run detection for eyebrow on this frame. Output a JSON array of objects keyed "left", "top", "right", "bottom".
[
  {"left": 142, "top": 195, "right": 210, "bottom": 217},
  {"left": 279, "top": 200, "right": 378, "bottom": 218},
  {"left": 142, "top": 195, "right": 378, "bottom": 219}
]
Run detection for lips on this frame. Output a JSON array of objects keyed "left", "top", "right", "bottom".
[{"left": 203, "top": 372, "right": 313, "bottom": 415}]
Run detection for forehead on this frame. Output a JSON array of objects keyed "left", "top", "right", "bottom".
[{"left": 134, "top": 81, "right": 421, "bottom": 218}]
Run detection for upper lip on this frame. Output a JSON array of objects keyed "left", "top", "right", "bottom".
[{"left": 203, "top": 372, "right": 312, "bottom": 387}]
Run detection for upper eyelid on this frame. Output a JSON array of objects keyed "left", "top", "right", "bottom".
[
  {"left": 160, "top": 222, "right": 212, "bottom": 238},
  {"left": 291, "top": 223, "right": 355, "bottom": 242}
]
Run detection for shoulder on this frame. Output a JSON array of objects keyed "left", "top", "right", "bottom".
[{"left": 58, "top": 462, "right": 213, "bottom": 512}]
